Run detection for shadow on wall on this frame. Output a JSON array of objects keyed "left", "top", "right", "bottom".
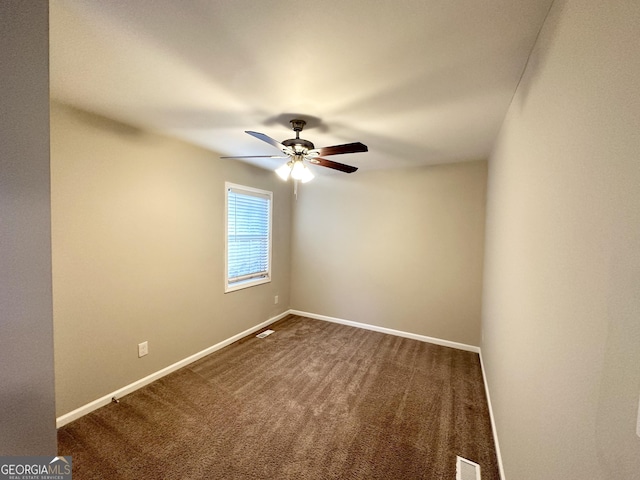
[{"left": 63, "top": 103, "right": 146, "bottom": 137}]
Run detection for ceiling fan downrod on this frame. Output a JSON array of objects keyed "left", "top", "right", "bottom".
[{"left": 290, "top": 119, "right": 306, "bottom": 138}]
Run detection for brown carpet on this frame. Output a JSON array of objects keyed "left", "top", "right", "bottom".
[{"left": 58, "top": 315, "right": 499, "bottom": 479}]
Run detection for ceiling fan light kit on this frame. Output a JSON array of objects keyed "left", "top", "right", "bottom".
[
  {"left": 223, "top": 119, "right": 368, "bottom": 185},
  {"left": 275, "top": 159, "right": 315, "bottom": 183}
]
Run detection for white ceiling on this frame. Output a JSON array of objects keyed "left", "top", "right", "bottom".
[{"left": 50, "top": 0, "right": 553, "bottom": 174}]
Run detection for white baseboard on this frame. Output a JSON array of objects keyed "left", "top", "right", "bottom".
[
  {"left": 56, "top": 310, "right": 290, "bottom": 428},
  {"left": 289, "top": 309, "right": 481, "bottom": 353},
  {"left": 57, "top": 306, "right": 500, "bottom": 477},
  {"left": 479, "top": 351, "right": 506, "bottom": 480}
]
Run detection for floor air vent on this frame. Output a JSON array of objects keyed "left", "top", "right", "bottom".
[
  {"left": 456, "top": 456, "right": 481, "bottom": 480},
  {"left": 256, "top": 329, "right": 275, "bottom": 339}
]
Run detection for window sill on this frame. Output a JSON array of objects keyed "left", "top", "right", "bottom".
[{"left": 225, "top": 276, "right": 271, "bottom": 293}]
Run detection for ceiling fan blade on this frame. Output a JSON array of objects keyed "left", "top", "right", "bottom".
[
  {"left": 220, "top": 155, "right": 288, "bottom": 159},
  {"left": 246, "top": 131, "right": 294, "bottom": 155},
  {"left": 309, "top": 157, "right": 358, "bottom": 173},
  {"left": 310, "top": 142, "right": 368, "bottom": 157}
]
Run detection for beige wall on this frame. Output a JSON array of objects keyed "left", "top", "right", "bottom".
[
  {"left": 290, "top": 161, "right": 487, "bottom": 346},
  {"left": 51, "top": 102, "right": 292, "bottom": 417},
  {"left": 481, "top": 0, "right": 640, "bottom": 478},
  {"left": 0, "top": 1, "right": 57, "bottom": 454}
]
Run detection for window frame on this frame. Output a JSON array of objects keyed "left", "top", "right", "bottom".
[{"left": 224, "top": 182, "right": 273, "bottom": 293}]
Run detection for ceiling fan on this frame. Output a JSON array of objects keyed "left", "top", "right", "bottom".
[{"left": 221, "top": 119, "right": 368, "bottom": 183}]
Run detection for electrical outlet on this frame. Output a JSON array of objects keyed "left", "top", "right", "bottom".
[
  {"left": 274, "top": 295, "right": 279, "bottom": 304},
  {"left": 138, "top": 341, "right": 148, "bottom": 358}
]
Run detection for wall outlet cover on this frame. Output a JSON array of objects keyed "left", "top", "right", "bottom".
[{"left": 138, "top": 341, "right": 148, "bottom": 358}]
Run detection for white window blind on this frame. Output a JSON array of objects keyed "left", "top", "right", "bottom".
[{"left": 225, "top": 184, "right": 272, "bottom": 291}]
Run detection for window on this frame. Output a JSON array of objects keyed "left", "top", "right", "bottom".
[{"left": 225, "top": 183, "right": 272, "bottom": 292}]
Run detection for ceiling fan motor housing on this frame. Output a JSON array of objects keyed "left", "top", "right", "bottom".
[{"left": 283, "top": 137, "right": 314, "bottom": 152}]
